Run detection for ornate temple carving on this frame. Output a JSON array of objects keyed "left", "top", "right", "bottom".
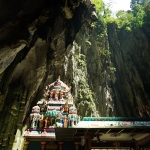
[{"left": 28, "top": 76, "right": 80, "bottom": 129}]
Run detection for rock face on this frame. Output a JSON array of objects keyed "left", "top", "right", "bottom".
[
  {"left": 0, "top": 0, "right": 98, "bottom": 149},
  {"left": 81, "top": 21, "right": 150, "bottom": 118},
  {"left": 73, "top": 27, "right": 115, "bottom": 117},
  {"left": 107, "top": 23, "right": 150, "bottom": 117}
]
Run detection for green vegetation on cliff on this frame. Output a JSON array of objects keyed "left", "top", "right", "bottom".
[
  {"left": 92, "top": 0, "right": 150, "bottom": 31},
  {"left": 105, "top": 4, "right": 146, "bottom": 30},
  {"left": 74, "top": 53, "right": 98, "bottom": 117}
]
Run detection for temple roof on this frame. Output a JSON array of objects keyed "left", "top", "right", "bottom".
[{"left": 48, "top": 77, "right": 70, "bottom": 92}]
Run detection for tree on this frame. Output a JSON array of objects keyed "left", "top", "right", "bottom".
[
  {"left": 104, "top": 7, "right": 112, "bottom": 18},
  {"left": 130, "top": 0, "right": 143, "bottom": 8},
  {"left": 116, "top": 10, "right": 126, "bottom": 18},
  {"left": 143, "top": 0, "right": 150, "bottom": 5},
  {"left": 115, "top": 10, "right": 134, "bottom": 30},
  {"left": 132, "top": 4, "right": 145, "bottom": 28},
  {"left": 92, "top": 0, "right": 104, "bottom": 13}
]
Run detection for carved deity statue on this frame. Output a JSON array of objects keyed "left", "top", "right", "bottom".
[
  {"left": 30, "top": 105, "right": 41, "bottom": 128},
  {"left": 39, "top": 114, "right": 44, "bottom": 128},
  {"left": 59, "top": 91, "right": 64, "bottom": 101},
  {"left": 37, "top": 99, "right": 47, "bottom": 112},
  {"left": 44, "top": 117, "right": 48, "bottom": 128},
  {"left": 49, "top": 91, "right": 54, "bottom": 101},
  {"left": 63, "top": 102, "right": 69, "bottom": 113},
  {"left": 63, "top": 115, "right": 68, "bottom": 128},
  {"left": 54, "top": 90, "right": 59, "bottom": 101},
  {"left": 69, "top": 104, "right": 77, "bottom": 114},
  {"left": 58, "top": 107, "right": 64, "bottom": 119}
]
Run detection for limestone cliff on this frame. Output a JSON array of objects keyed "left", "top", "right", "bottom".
[
  {"left": 0, "top": 0, "right": 97, "bottom": 149},
  {"left": 73, "top": 25, "right": 116, "bottom": 117},
  {"left": 107, "top": 23, "right": 150, "bottom": 117}
]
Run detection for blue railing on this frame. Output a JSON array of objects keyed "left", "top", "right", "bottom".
[{"left": 83, "top": 117, "right": 150, "bottom": 121}]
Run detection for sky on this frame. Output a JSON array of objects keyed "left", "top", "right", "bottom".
[{"left": 103, "top": 0, "right": 131, "bottom": 12}]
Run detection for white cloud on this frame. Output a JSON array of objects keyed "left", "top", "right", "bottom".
[{"left": 104, "top": 0, "right": 131, "bottom": 12}]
